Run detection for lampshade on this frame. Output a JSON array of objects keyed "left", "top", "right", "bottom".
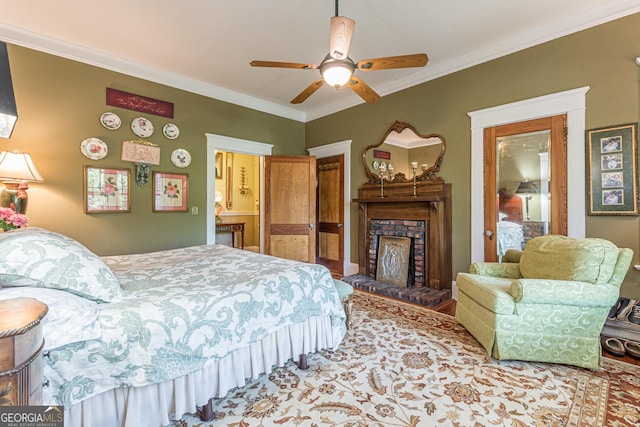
[
  {"left": 515, "top": 179, "right": 537, "bottom": 195},
  {"left": 0, "top": 42, "right": 18, "bottom": 139},
  {"left": 319, "top": 56, "right": 355, "bottom": 87},
  {"left": 0, "top": 150, "right": 44, "bottom": 182}
]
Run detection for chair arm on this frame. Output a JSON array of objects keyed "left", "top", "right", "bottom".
[
  {"left": 510, "top": 279, "right": 620, "bottom": 307},
  {"left": 470, "top": 262, "right": 521, "bottom": 278}
]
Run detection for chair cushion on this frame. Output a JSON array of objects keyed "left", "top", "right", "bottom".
[{"left": 519, "top": 235, "right": 620, "bottom": 285}]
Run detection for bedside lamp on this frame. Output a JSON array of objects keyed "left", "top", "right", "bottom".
[
  {"left": 516, "top": 179, "right": 537, "bottom": 221},
  {"left": 0, "top": 150, "right": 44, "bottom": 214}
]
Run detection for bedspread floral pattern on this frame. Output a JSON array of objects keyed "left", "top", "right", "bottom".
[{"left": 43, "top": 245, "right": 346, "bottom": 407}]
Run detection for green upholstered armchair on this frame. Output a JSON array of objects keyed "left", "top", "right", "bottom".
[{"left": 455, "top": 235, "right": 633, "bottom": 370}]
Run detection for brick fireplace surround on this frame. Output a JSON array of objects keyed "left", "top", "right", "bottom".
[{"left": 368, "top": 219, "right": 426, "bottom": 287}]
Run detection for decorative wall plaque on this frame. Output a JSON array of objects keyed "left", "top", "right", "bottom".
[
  {"left": 376, "top": 236, "right": 411, "bottom": 287},
  {"left": 121, "top": 139, "right": 161, "bottom": 165}
]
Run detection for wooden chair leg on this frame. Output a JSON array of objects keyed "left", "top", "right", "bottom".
[{"left": 341, "top": 294, "right": 353, "bottom": 329}]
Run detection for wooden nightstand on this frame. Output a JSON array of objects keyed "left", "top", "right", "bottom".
[{"left": 0, "top": 297, "right": 48, "bottom": 406}]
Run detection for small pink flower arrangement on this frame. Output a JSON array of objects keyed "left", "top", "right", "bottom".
[{"left": 0, "top": 207, "right": 28, "bottom": 231}]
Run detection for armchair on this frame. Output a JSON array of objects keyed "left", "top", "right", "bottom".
[{"left": 455, "top": 235, "right": 633, "bottom": 369}]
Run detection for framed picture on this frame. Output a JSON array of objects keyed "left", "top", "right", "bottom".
[
  {"left": 84, "top": 166, "right": 130, "bottom": 213},
  {"left": 153, "top": 172, "right": 188, "bottom": 212},
  {"left": 586, "top": 123, "right": 638, "bottom": 215}
]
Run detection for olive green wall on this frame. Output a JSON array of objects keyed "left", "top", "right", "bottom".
[
  {"left": 305, "top": 13, "right": 640, "bottom": 297},
  {"left": 4, "top": 45, "right": 305, "bottom": 255}
]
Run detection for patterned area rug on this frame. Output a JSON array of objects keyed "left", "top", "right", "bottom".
[{"left": 176, "top": 291, "right": 640, "bottom": 426}]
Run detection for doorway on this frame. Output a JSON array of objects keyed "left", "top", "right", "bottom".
[
  {"left": 206, "top": 134, "right": 273, "bottom": 248},
  {"left": 469, "top": 87, "right": 589, "bottom": 262}
]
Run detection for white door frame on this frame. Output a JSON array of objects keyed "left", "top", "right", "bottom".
[
  {"left": 308, "top": 140, "right": 354, "bottom": 276},
  {"left": 468, "top": 86, "right": 589, "bottom": 263},
  {"left": 206, "top": 134, "right": 273, "bottom": 248}
]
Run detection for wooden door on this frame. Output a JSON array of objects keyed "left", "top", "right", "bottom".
[
  {"left": 484, "top": 115, "right": 567, "bottom": 261},
  {"left": 316, "top": 155, "right": 344, "bottom": 275},
  {"left": 264, "top": 156, "right": 316, "bottom": 262}
]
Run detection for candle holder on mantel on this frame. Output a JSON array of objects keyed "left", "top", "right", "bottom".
[
  {"left": 378, "top": 164, "right": 386, "bottom": 198},
  {"left": 411, "top": 162, "right": 418, "bottom": 197}
]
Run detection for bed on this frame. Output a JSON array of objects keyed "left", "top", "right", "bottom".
[{"left": 0, "top": 228, "right": 346, "bottom": 427}]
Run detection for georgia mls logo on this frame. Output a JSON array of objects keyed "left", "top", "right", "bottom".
[{"left": 0, "top": 405, "right": 63, "bottom": 427}]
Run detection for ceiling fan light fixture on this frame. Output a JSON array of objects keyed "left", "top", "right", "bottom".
[{"left": 319, "top": 57, "right": 355, "bottom": 88}]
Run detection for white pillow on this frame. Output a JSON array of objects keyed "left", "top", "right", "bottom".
[
  {"left": 0, "top": 287, "right": 102, "bottom": 350},
  {"left": 0, "top": 228, "right": 123, "bottom": 302}
]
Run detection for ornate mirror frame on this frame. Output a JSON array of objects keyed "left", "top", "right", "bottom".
[{"left": 362, "top": 120, "right": 446, "bottom": 184}]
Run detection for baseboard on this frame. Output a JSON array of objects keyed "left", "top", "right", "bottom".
[{"left": 345, "top": 262, "right": 359, "bottom": 276}]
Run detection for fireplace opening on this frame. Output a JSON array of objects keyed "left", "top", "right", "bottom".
[
  {"left": 376, "top": 236, "right": 413, "bottom": 287},
  {"left": 369, "top": 219, "right": 426, "bottom": 288}
]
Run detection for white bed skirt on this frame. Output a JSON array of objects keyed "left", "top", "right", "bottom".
[{"left": 63, "top": 315, "right": 339, "bottom": 427}]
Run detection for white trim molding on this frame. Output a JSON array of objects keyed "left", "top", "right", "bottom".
[{"left": 468, "top": 86, "right": 589, "bottom": 263}]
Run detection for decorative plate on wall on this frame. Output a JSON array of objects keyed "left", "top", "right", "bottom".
[
  {"left": 170, "top": 148, "right": 191, "bottom": 168},
  {"left": 80, "top": 137, "right": 108, "bottom": 160},
  {"left": 131, "top": 117, "right": 154, "bottom": 137},
  {"left": 99, "top": 112, "right": 121, "bottom": 130},
  {"left": 162, "top": 123, "right": 180, "bottom": 140}
]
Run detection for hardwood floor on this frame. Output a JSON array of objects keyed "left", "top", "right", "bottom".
[{"left": 433, "top": 299, "right": 640, "bottom": 366}]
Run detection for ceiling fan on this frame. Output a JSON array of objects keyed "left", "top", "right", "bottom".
[{"left": 250, "top": 0, "right": 428, "bottom": 104}]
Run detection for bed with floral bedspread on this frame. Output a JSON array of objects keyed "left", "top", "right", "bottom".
[{"left": 0, "top": 228, "right": 346, "bottom": 427}]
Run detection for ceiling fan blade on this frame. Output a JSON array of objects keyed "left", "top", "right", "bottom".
[
  {"left": 250, "top": 60, "right": 318, "bottom": 70},
  {"left": 357, "top": 53, "right": 428, "bottom": 71},
  {"left": 329, "top": 16, "right": 355, "bottom": 60},
  {"left": 346, "top": 76, "right": 381, "bottom": 103},
  {"left": 291, "top": 79, "right": 325, "bottom": 104}
]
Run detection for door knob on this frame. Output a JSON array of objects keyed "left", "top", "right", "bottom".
[
  {"left": 309, "top": 223, "right": 314, "bottom": 230},
  {"left": 485, "top": 230, "right": 494, "bottom": 240},
  {"left": 337, "top": 223, "right": 343, "bottom": 228}
]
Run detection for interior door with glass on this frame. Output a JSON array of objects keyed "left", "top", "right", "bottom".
[{"left": 483, "top": 115, "right": 567, "bottom": 261}]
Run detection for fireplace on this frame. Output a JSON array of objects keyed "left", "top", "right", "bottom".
[
  {"left": 354, "top": 180, "right": 452, "bottom": 290},
  {"left": 342, "top": 180, "right": 452, "bottom": 307}
]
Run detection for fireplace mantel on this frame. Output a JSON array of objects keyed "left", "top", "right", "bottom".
[{"left": 355, "top": 180, "right": 452, "bottom": 290}]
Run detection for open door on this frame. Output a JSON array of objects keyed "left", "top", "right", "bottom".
[
  {"left": 316, "top": 155, "right": 344, "bottom": 276},
  {"left": 264, "top": 156, "right": 316, "bottom": 263}
]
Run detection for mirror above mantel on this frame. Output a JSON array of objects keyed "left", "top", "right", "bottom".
[{"left": 363, "top": 120, "right": 445, "bottom": 184}]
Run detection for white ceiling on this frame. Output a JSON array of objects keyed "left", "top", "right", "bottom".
[{"left": 0, "top": 0, "right": 639, "bottom": 122}]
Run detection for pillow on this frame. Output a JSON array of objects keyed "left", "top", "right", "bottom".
[
  {"left": 0, "top": 228, "right": 123, "bottom": 302},
  {"left": 520, "top": 235, "right": 620, "bottom": 284},
  {"left": 0, "top": 287, "right": 102, "bottom": 350}
]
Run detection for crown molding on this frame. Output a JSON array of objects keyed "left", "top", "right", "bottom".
[{"left": 0, "top": 22, "right": 307, "bottom": 123}]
